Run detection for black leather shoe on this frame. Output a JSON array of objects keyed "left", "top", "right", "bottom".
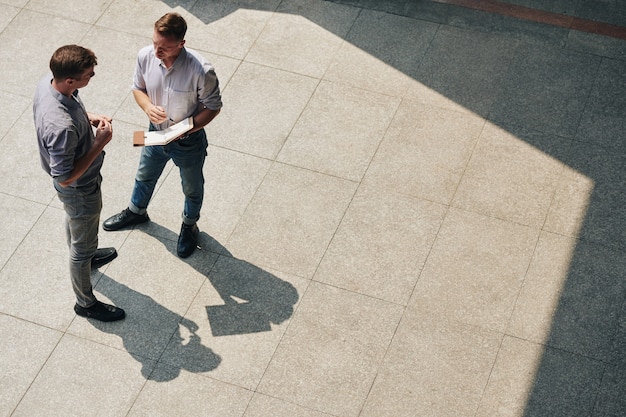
[
  {"left": 177, "top": 223, "right": 199, "bottom": 258},
  {"left": 103, "top": 208, "right": 149, "bottom": 231},
  {"left": 91, "top": 247, "right": 117, "bottom": 269},
  {"left": 74, "top": 301, "right": 125, "bottom": 322}
]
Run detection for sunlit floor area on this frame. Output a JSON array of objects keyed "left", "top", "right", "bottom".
[{"left": 0, "top": 0, "right": 624, "bottom": 416}]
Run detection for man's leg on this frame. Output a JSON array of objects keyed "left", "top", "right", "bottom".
[
  {"left": 103, "top": 145, "right": 169, "bottom": 231},
  {"left": 57, "top": 180, "right": 100, "bottom": 307},
  {"left": 171, "top": 131, "right": 208, "bottom": 257}
]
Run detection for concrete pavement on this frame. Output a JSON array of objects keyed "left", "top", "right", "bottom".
[{"left": 0, "top": 0, "right": 624, "bottom": 416}]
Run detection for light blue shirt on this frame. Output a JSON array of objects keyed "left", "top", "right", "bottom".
[{"left": 132, "top": 46, "right": 222, "bottom": 130}]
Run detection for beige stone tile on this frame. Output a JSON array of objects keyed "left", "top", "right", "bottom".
[
  {"left": 475, "top": 336, "right": 542, "bottom": 417},
  {"left": 244, "top": 393, "right": 331, "bottom": 417},
  {"left": 508, "top": 231, "right": 625, "bottom": 361},
  {"left": 68, "top": 231, "right": 217, "bottom": 364},
  {"left": 476, "top": 336, "right": 604, "bottom": 417},
  {"left": 210, "top": 62, "right": 319, "bottom": 159},
  {"left": 246, "top": 0, "right": 358, "bottom": 77},
  {"left": 226, "top": 163, "right": 357, "bottom": 278},
  {"left": 11, "top": 334, "right": 152, "bottom": 417},
  {"left": 78, "top": 26, "right": 147, "bottom": 117},
  {"left": 184, "top": 0, "right": 281, "bottom": 59},
  {"left": 0, "top": 315, "right": 62, "bottom": 417},
  {"left": 0, "top": 207, "right": 77, "bottom": 330},
  {"left": 95, "top": 0, "right": 197, "bottom": 42},
  {"left": 100, "top": 0, "right": 276, "bottom": 61},
  {"left": 0, "top": 90, "right": 30, "bottom": 142},
  {"left": 257, "top": 282, "right": 404, "bottom": 416},
  {"left": 362, "top": 101, "right": 485, "bottom": 204},
  {"left": 25, "top": 0, "right": 113, "bottom": 24},
  {"left": 324, "top": 9, "right": 438, "bottom": 98},
  {"left": 542, "top": 161, "right": 594, "bottom": 240},
  {"left": 128, "top": 362, "right": 252, "bottom": 417},
  {"left": 0, "top": 4, "right": 20, "bottom": 31},
  {"left": 160, "top": 257, "right": 307, "bottom": 390},
  {"left": 0, "top": 111, "right": 55, "bottom": 205},
  {"left": 452, "top": 123, "right": 570, "bottom": 227},
  {"left": 408, "top": 208, "right": 539, "bottom": 333},
  {"left": 0, "top": 9, "right": 91, "bottom": 97},
  {"left": 314, "top": 185, "right": 446, "bottom": 304},
  {"left": 361, "top": 307, "right": 502, "bottom": 417},
  {"left": 277, "top": 81, "right": 400, "bottom": 181},
  {"left": 0, "top": 195, "right": 45, "bottom": 269}
]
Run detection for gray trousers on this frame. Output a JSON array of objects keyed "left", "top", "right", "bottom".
[{"left": 54, "top": 176, "right": 101, "bottom": 308}]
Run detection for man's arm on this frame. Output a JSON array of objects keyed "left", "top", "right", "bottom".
[
  {"left": 188, "top": 106, "right": 220, "bottom": 135},
  {"left": 58, "top": 119, "right": 112, "bottom": 187},
  {"left": 132, "top": 89, "right": 168, "bottom": 124}
]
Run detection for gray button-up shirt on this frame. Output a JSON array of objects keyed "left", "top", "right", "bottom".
[
  {"left": 132, "top": 46, "right": 222, "bottom": 129},
  {"left": 33, "top": 74, "right": 102, "bottom": 187}
]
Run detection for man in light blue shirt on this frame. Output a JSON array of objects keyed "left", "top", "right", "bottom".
[{"left": 103, "top": 12, "right": 222, "bottom": 258}]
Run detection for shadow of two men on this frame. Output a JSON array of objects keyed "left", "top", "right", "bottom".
[{"left": 89, "top": 223, "right": 299, "bottom": 382}]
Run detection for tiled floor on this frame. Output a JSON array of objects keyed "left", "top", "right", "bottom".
[{"left": 0, "top": 0, "right": 624, "bottom": 416}]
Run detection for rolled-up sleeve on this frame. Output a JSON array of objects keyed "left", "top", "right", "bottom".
[{"left": 198, "top": 66, "right": 222, "bottom": 111}]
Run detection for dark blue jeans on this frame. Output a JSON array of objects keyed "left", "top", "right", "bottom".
[{"left": 129, "top": 129, "right": 208, "bottom": 225}]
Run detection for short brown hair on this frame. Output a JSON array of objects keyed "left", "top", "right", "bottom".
[
  {"left": 49, "top": 45, "right": 97, "bottom": 80},
  {"left": 154, "top": 12, "right": 187, "bottom": 41}
]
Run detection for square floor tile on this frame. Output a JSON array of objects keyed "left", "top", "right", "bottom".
[
  {"left": 0, "top": 315, "right": 62, "bottom": 416},
  {"left": 246, "top": 0, "right": 358, "bottom": 77},
  {"left": 476, "top": 336, "right": 604, "bottom": 417},
  {"left": 452, "top": 122, "right": 570, "bottom": 227},
  {"left": 226, "top": 163, "right": 357, "bottom": 277},
  {"left": 11, "top": 334, "right": 152, "bottom": 417},
  {"left": 361, "top": 307, "right": 502, "bottom": 417},
  {"left": 209, "top": 62, "right": 318, "bottom": 159},
  {"left": 409, "top": 208, "right": 539, "bottom": 333},
  {"left": 277, "top": 81, "right": 400, "bottom": 181},
  {"left": 128, "top": 362, "right": 252, "bottom": 417},
  {"left": 314, "top": 185, "right": 446, "bottom": 304},
  {"left": 363, "top": 101, "right": 485, "bottom": 204},
  {"left": 257, "top": 282, "right": 404, "bottom": 416}
]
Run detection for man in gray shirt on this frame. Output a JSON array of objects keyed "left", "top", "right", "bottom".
[
  {"left": 33, "top": 45, "right": 125, "bottom": 322},
  {"left": 103, "top": 12, "right": 222, "bottom": 258}
]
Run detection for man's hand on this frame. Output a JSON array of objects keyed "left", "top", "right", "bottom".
[
  {"left": 87, "top": 112, "right": 113, "bottom": 127},
  {"left": 148, "top": 105, "right": 168, "bottom": 124},
  {"left": 94, "top": 119, "right": 113, "bottom": 147}
]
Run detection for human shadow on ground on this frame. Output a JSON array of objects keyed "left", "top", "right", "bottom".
[
  {"left": 143, "top": 222, "right": 299, "bottom": 336},
  {"left": 90, "top": 272, "right": 220, "bottom": 382},
  {"left": 89, "top": 222, "right": 299, "bottom": 382}
]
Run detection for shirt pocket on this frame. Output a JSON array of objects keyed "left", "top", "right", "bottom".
[{"left": 168, "top": 90, "right": 197, "bottom": 121}]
